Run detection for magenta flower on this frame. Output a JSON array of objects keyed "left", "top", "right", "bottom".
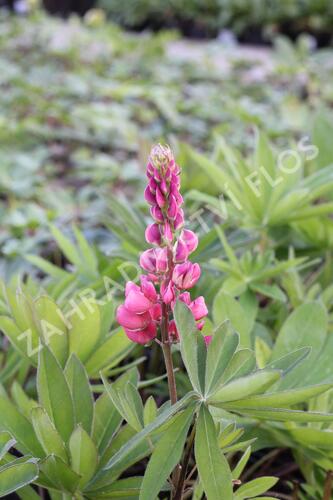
[
  {"left": 179, "top": 293, "right": 208, "bottom": 321},
  {"left": 172, "top": 262, "right": 201, "bottom": 289},
  {"left": 116, "top": 144, "right": 208, "bottom": 346},
  {"left": 116, "top": 277, "right": 161, "bottom": 344}
]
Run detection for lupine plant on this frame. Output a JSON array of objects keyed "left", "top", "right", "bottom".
[
  {"left": 111, "top": 144, "right": 333, "bottom": 499},
  {"left": 116, "top": 144, "right": 209, "bottom": 403},
  {"left": 1, "top": 144, "right": 333, "bottom": 499}
]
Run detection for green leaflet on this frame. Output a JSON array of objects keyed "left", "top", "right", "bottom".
[
  {"left": 92, "top": 392, "right": 122, "bottom": 457},
  {"left": 68, "top": 299, "right": 101, "bottom": 363},
  {"left": 34, "top": 295, "right": 68, "bottom": 367},
  {"left": 233, "top": 476, "right": 278, "bottom": 499},
  {"left": 205, "top": 324, "right": 239, "bottom": 397},
  {"left": 223, "top": 384, "right": 333, "bottom": 409},
  {"left": 37, "top": 347, "right": 74, "bottom": 442},
  {"left": 223, "top": 407, "right": 333, "bottom": 422},
  {"left": 174, "top": 301, "right": 206, "bottom": 395},
  {"left": 103, "top": 392, "right": 197, "bottom": 471},
  {"left": 31, "top": 407, "right": 68, "bottom": 462},
  {"left": 0, "top": 432, "right": 16, "bottom": 461},
  {"left": 195, "top": 405, "right": 233, "bottom": 500},
  {"left": 0, "top": 458, "right": 38, "bottom": 497},
  {"left": 39, "top": 455, "right": 81, "bottom": 493},
  {"left": 212, "top": 291, "right": 253, "bottom": 348},
  {"left": 65, "top": 354, "right": 94, "bottom": 435},
  {"left": 69, "top": 426, "right": 98, "bottom": 488},
  {"left": 0, "top": 396, "right": 43, "bottom": 457},
  {"left": 271, "top": 302, "right": 327, "bottom": 389},
  {"left": 208, "top": 369, "right": 281, "bottom": 405},
  {"left": 139, "top": 406, "right": 195, "bottom": 500}
]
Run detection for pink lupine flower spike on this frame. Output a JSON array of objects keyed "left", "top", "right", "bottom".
[{"left": 116, "top": 144, "right": 209, "bottom": 357}]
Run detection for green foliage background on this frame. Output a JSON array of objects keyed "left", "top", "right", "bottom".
[{"left": 0, "top": 6, "right": 333, "bottom": 499}]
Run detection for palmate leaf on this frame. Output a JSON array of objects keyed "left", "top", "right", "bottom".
[
  {"left": 72, "top": 225, "right": 98, "bottom": 276},
  {"left": 0, "top": 310, "right": 37, "bottom": 367},
  {"left": 175, "top": 297, "right": 333, "bottom": 427},
  {"left": 249, "top": 283, "right": 286, "bottom": 302}
]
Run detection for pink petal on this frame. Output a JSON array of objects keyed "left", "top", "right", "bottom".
[
  {"left": 149, "top": 178, "right": 157, "bottom": 193},
  {"left": 182, "top": 229, "right": 198, "bottom": 254},
  {"left": 163, "top": 221, "right": 173, "bottom": 242},
  {"left": 174, "top": 239, "right": 189, "bottom": 263},
  {"left": 125, "top": 290, "right": 153, "bottom": 314},
  {"left": 151, "top": 206, "right": 164, "bottom": 223},
  {"left": 189, "top": 296, "right": 208, "bottom": 321},
  {"left": 150, "top": 303, "right": 162, "bottom": 321},
  {"left": 174, "top": 210, "right": 184, "bottom": 230},
  {"left": 156, "top": 247, "right": 168, "bottom": 273},
  {"left": 116, "top": 305, "right": 151, "bottom": 330},
  {"left": 161, "top": 280, "right": 175, "bottom": 304},
  {"left": 156, "top": 187, "right": 165, "bottom": 208},
  {"left": 144, "top": 185, "right": 156, "bottom": 205},
  {"left": 146, "top": 162, "right": 154, "bottom": 177},
  {"left": 125, "top": 281, "right": 140, "bottom": 297},
  {"left": 140, "top": 276, "right": 158, "bottom": 302},
  {"left": 145, "top": 223, "right": 162, "bottom": 245},
  {"left": 124, "top": 323, "right": 157, "bottom": 344},
  {"left": 167, "top": 195, "right": 178, "bottom": 220},
  {"left": 178, "top": 292, "right": 191, "bottom": 305},
  {"left": 160, "top": 179, "right": 168, "bottom": 194},
  {"left": 140, "top": 249, "right": 156, "bottom": 273}
]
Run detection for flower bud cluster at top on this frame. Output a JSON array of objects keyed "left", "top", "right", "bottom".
[{"left": 116, "top": 144, "right": 209, "bottom": 345}]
